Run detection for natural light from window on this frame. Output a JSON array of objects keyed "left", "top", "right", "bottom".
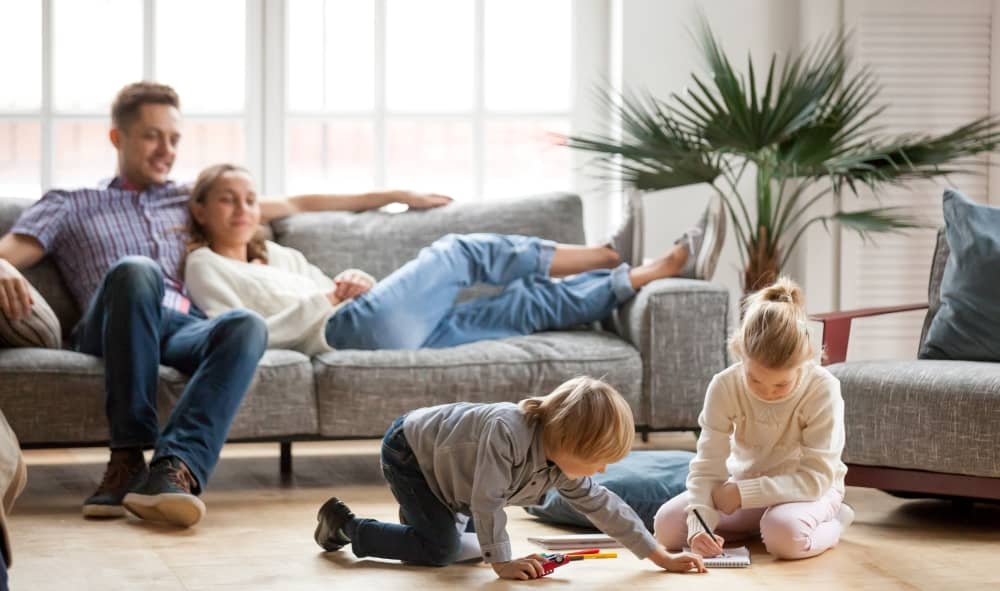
[{"left": 0, "top": 0, "right": 575, "bottom": 202}]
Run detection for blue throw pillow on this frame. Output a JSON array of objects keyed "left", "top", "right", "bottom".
[
  {"left": 524, "top": 450, "right": 692, "bottom": 531},
  {"left": 920, "top": 189, "right": 1000, "bottom": 362}
]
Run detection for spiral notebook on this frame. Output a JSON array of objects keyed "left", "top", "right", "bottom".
[
  {"left": 527, "top": 533, "right": 622, "bottom": 551},
  {"left": 691, "top": 546, "right": 751, "bottom": 568}
]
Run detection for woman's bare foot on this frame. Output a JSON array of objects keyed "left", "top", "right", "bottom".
[
  {"left": 628, "top": 243, "right": 689, "bottom": 289},
  {"left": 626, "top": 200, "right": 727, "bottom": 289}
]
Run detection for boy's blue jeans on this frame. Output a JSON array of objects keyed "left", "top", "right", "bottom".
[
  {"left": 72, "top": 256, "right": 268, "bottom": 491},
  {"left": 349, "top": 416, "right": 471, "bottom": 566},
  {"left": 325, "top": 233, "right": 635, "bottom": 350}
]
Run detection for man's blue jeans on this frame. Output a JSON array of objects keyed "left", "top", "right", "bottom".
[
  {"left": 72, "top": 256, "right": 267, "bottom": 491},
  {"left": 349, "top": 415, "right": 470, "bottom": 566},
  {"left": 325, "top": 234, "right": 635, "bottom": 350}
]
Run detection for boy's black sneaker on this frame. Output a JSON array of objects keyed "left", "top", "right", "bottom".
[
  {"left": 123, "top": 456, "right": 206, "bottom": 528},
  {"left": 82, "top": 447, "right": 148, "bottom": 518},
  {"left": 314, "top": 496, "right": 355, "bottom": 551}
]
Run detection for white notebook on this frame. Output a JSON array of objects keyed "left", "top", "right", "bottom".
[
  {"left": 691, "top": 546, "right": 751, "bottom": 568},
  {"left": 527, "top": 533, "right": 623, "bottom": 551}
]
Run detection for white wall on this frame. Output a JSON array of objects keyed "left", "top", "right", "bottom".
[{"left": 609, "top": 0, "right": 838, "bottom": 318}]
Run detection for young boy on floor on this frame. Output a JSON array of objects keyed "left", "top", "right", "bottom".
[{"left": 314, "top": 376, "right": 706, "bottom": 580}]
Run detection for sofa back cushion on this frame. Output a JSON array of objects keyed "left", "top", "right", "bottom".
[
  {"left": 0, "top": 198, "right": 81, "bottom": 337},
  {"left": 919, "top": 227, "right": 949, "bottom": 351},
  {"left": 271, "top": 192, "right": 586, "bottom": 280}
]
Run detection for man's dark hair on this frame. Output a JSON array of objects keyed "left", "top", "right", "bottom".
[{"left": 111, "top": 81, "right": 180, "bottom": 131}]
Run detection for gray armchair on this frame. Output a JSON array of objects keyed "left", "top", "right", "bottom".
[{"left": 812, "top": 230, "right": 1000, "bottom": 501}]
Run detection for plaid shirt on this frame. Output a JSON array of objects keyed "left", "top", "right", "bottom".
[{"left": 11, "top": 177, "right": 192, "bottom": 313}]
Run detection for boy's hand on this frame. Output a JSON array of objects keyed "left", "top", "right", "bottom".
[
  {"left": 648, "top": 546, "right": 706, "bottom": 573},
  {"left": 712, "top": 482, "right": 742, "bottom": 514},
  {"left": 690, "top": 532, "right": 726, "bottom": 557},
  {"left": 492, "top": 555, "right": 546, "bottom": 580}
]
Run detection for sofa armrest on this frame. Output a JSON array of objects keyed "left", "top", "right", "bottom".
[
  {"left": 611, "top": 278, "right": 730, "bottom": 430},
  {"left": 810, "top": 303, "right": 928, "bottom": 365}
]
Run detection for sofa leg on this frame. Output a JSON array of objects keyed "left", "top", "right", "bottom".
[
  {"left": 640, "top": 428, "right": 650, "bottom": 443},
  {"left": 280, "top": 441, "right": 293, "bottom": 480}
]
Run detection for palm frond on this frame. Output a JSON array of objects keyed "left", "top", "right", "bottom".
[
  {"left": 675, "top": 17, "right": 848, "bottom": 154},
  {"left": 563, "top": 89, "right": 722, "bottom": 190},
  {"left": 821, "top": 117, "right": 1000, "bottom": 194},
  {"left": 780, "top": 207, "right": 928, "bottom": 268}
]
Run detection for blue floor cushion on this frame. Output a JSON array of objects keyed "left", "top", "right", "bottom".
[{"left": 524, "top": 450, "right": 693, "bottom": 531}]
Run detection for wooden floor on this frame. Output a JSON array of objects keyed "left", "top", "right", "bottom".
[{"left": 8, "top": 433, "right": 1000, "bottom": 591}]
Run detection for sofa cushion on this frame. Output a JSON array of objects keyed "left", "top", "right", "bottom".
[
  {"left": 0, "top": 348, "right": 177, "bottom": 444},
  {"left": 159, "top": 349, "right": 318, "bottom": 440},
  {"left": 271, "top": 193, "right": 586, "bottom": 281},
  {"left": 828, "top": 359, "right": 1000, "bottom": 478},
  {"left": 920, "top": 189, "right": 1000, "bottom": 362},
  {"left": 918, "top": 228, "right": 949, "bottom": 349},
  {"left": 0, "top": 197, "right": 81, "bottom": 335},
  {"left": 0, "top": 348, "right": 317, "bottom": 444},
  {"left": 0, "top": 282, "right": 61, "bottom": 349},
  {"left": 524, "top": 450, "right": 693, "bottom": 532},
  {"left": 313, "top": 331, "right": 643, "bottom": 437}
]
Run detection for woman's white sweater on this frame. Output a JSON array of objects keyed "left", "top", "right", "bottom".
[
  {"left": 685, "top": 361, "right": 847, "bottom": 542},
  {"left": 184, "top": 242, "right": 373, "bottom": 356}
]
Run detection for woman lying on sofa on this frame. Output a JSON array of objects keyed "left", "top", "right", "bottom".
[{"left": 182, "top": 163, "right": 724, "bottom": 355}]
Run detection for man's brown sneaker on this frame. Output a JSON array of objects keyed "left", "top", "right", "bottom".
[
  {"left": 123, "top": 456, "right": 206, "bottom": 528},
  {"left": 82, "top": 447, "right": 148, "bottom": 518}
]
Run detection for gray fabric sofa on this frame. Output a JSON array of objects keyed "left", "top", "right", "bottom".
[
  {"left": 0, "top": 192, "right": 730, "bottom": 468},
  {"left": 814, "top": 230, "right": 1000, "bottom": 500}
]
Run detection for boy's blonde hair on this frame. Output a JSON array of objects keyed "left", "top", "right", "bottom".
[
  {"left": 729, "top": 276, "right": 815, "bottom": 369},
  {"left": 519, "top": 376, "right": 634, "bottom": 463}
]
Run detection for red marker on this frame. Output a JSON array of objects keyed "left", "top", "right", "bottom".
[{"left": 537, "top": 553, "right": 573, "bottom": 576}]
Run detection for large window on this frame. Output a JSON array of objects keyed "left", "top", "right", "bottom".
[
  {"left": 0, "top": 0, "right": 597, "bottom": 205},
  {"left": 285, "top": 0, "right": 572, "bottom": 200},
  {"left": 0, "top": 0, "right": 246, "bottom": 195}
]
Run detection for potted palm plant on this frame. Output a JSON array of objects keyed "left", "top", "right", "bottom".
[{"left": 565, "top": 20, "right": 1000, "bottom": 292}]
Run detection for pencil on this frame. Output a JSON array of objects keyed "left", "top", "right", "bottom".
[{"left": 567, "top": 552, "right": 618, "bottom": 560}]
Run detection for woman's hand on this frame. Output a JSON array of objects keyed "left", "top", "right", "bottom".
[
  {"left": 648, "top": 546, "right": 707, "bottom": 573},
  {"left": 712, "top": 482, "right": 742, "bottom": 514},
  {"left": 690, "top": 532, "right": 726, "bottom": 558},
  {"left": 491, "top": 555, "right": 546, "bottom": 580},
  {"left": 395, "top": 190, "right": 453, "bottom": 210},
  {"left": 332, "top": 270, "right": 374, "bottom": 301}
]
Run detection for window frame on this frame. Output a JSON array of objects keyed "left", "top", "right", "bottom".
[{"left": 2, "top": 0, "right": 611, "bottom": 217}]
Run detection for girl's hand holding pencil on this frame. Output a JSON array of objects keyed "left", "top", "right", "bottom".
[{"left": 691, "top": 532, "right": 727, "bottom": 557}]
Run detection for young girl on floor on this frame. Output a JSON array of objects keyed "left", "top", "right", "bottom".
[
  {"left": 313, "top": 376, "right": 706, "bottom": 580},
  {"left": 653, "top": 277, "right": 852, "bottom": 560}
]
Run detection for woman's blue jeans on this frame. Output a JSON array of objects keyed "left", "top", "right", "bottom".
[{"left": 325, "top": 233, "right": 634, "bottom": 350}]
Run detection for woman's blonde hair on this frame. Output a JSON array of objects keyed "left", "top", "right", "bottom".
[
  {"left": 184, "top": 163, "right": 268, "bottom": 268},
  {"left": 519, "top": 376, "right": 634, "bottom": 463},
  {"left": 729, "top": 276, "right": 815, "bottom": 369}
]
